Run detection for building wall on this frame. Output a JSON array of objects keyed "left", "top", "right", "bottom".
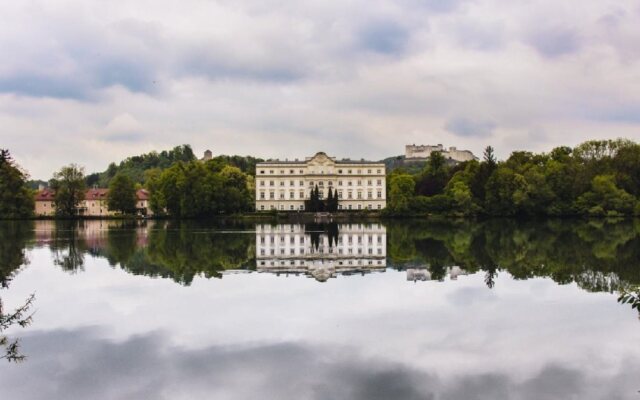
[
  {"left": 35, "top": 201, "right": 56, "bottom": 216},
  {"left": 34, "top": 191, "right": 153, "bottom": 217},
  {"left": 80, "top": 199, "right": 115, "bottom": 217},
  {"left": 255, "top": 152, "right": 386, "bottom": 211}
]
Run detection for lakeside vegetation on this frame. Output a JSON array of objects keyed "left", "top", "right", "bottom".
[
  {"left": 386, "top": 139, "right": 640, "bottom": 217},
  {"left": 2, "top": 138, "right": 640, "bottom": 219}
]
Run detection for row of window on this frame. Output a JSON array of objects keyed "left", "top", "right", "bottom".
[
  {"left": 258, "top": 179, "right": 384, "bottom": 187},
  {"left": 258, "top": 204, "right": 383, "bottom": 211},
  {"left": 259, "top": 190, "right": 384, "bottom": 200},
  {"left": 257, "top": 223, "right": 384, "bottom": 231},
  {"left": 258, "top": 168, "right": 383, "bottom": 175},
  {"left": 258, "top": 259, "right": 385, "bottom": 267},
  {"left": 259, "top": 235, "right": 384, "bottom": 245},
  {"left": 260, "top": 247, "right": 384, "bottom": 256}
]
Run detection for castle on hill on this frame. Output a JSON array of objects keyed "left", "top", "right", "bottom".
[{"left": 405, "top": 144, "right": 477, "bottom": 163}]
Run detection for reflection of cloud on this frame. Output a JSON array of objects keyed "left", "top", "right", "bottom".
[{"left": 1, "top": 327, "right": 638, "bottom": 400}]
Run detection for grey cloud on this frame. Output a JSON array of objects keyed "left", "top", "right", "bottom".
[
  {"left": 101, "top": 132, "right": 145, "bottom": 143},
  {"left": 445, "top": 117, "right": 496, "bottom": 138},
  {"left": 1, "top": 327, "right": 638, "bottom": 400},
  {"left": 454, "top": 21, "right": 505, "bottom": 50},
  {"left": 0, "top": 74, "right": 90, "bottom": 100},
  {"left": 358, "top": 20, "right": 410, "bottom": 55},
  {"left": 525, "top": 27, "right": 582, "bottom": 58}
]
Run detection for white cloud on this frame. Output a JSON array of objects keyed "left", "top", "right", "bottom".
[{"left": 0, "top": 0, "right": 639, "bottom": 179}]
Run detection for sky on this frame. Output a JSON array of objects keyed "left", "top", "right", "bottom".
[{"left": 1, "top": 0, "right": 640, "bottom": 180}]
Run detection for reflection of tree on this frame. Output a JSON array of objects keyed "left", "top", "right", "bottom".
[
  {"left": 50, "top": 222, "right": 87, "bottom": 273},
  {"left": 119, "top": 221, "right": 256, "bottom": 285},
  {"left": 0, "top": 221, "right": 34, "bottom": 287},
  {"left": 0, "top": 222, "right": 36, "bottom": 362},
  {"left": 305, "top": 223, "right": 339, "bottom": 250},
  {"left": 386, "top": 218, "right": 640, "bottom": 292}
]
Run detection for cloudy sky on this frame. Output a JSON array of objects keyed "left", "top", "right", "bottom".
[{"left": 1, "top": 0, "right": 640, "bottom": 179}]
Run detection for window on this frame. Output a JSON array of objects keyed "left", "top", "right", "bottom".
[
  {"left": 260, "top": 192, "right": 265, "bottom": 199},
  {"left": 260, "top": 170, "right": 265, "bottom": 174},
  {"left": 270, "top": 192, "right": 275, "bottom": 199},
  {"left": 269, "top": 181, "right": 274, "bottom": 186},
  {"left": 367, "top": 169, "right": 371, "bottom": 174},
  {"left": 270, "top": 170, "right": 274, "bottom": 174},
  {"left": 348, "top": 181, "right": 352, "bottom": 186},
  {"left": 377, "top": 191, "right": 382, "bottom": 198},
  {"left": 338, "top": 180, "right": 343, "bottom": 186},
  {"left": 338, "top": 169, "right": 342, "bottom": 174},
  {"left": 367, "top": 191, "right": 372, "bottom": 199},
  {"left": 299, "top": 170, "right": 304, "bottom": 174},
  {"left": 290, "top": 180, "right": 295, "bottom": 186},
  {"left": 260, "top": 205, "right": 265, "bottom": 210},
  {"left": 367, "top": 180, "right": 372, "bottom": 185},
  {"left": 280, "top": 181, "right": 285, "bottom": 186},
  {"left": 348, "top": 169, "right": 352, "bottom": 174},
  {"left": 348, "top": 191, "right": 353, "bottom": 199},
  {"left": 338, "top": 190, "right": 343, "bottom": 199},
  {"left": 377, "top": 179, "right": 382, "bottom": 185},
  {"left": 357, "top": 191, "right": 362, "bottom": 199},
  {"left": 290, "top": 205, "right": 294, "bottom": 210},
  {"left": 358, "top": 169, "right": 361, "bottom": 174},
  {"left": 299, "top": 191, "right": 304, "bottom": 199},
  {"left": 377, "top": 204, "right": 382, "bottom": 210},
  {"left": 260, "top": 180, "right": 265, "bottom": 186},
  {"left": 289, "top": 191, "right": 295, "bottom": 199},
  {"left": 299, "top": 180, "right": 304, "bottom": 186},
  {"left": 377, "top": 169, "right": 381, "bottom": 173},
  {"left": 279, "top": 192, "right": 285, "bottom": 199},
  {"left": 290, "top": 169, "right": 294, "bottom": 174},
  {"left": 280, "top": 170, "right": 284, "bottom": 174}
]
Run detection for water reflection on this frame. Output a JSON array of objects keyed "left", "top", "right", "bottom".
[
  {"left": 2, "top": 219, "right": 638, "bottom": 294},
  {"left": 1, "top": 219, "right": 640, "bottom": 398},
  {"left": 256, "top": 223, "right": 386, "bottom": 281}
]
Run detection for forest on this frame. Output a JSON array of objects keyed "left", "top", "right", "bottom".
[{"left": 385, "top": 139, "right": 640, "bottom": 217}]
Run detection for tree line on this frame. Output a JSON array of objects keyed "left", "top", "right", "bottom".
[{"left": 385, "top": 139, "right": 640, "bottom": 217}]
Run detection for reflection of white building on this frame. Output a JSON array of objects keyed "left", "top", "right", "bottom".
[
  {"left": 406, "top": 266, "right": 468, "bottom": 282},
  {"left": 256, "top": 223, "right": 386, "bottom": 281}
]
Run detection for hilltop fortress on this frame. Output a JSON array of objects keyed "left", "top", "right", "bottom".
[{"left": 405, "top": 144, "right": 477, "bottom": 163}]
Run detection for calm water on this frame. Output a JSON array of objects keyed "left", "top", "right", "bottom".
[{"left": 1, "top": 219, "right": 639, "bottom": 399}]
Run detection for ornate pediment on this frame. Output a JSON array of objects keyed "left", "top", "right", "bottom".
[{"left": 307, "top": 152, "right": 336, "bottom": 166}]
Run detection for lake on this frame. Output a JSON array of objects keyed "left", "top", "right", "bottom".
[{"left": 1, "top": 219, "right": 639, "bottom": 399}]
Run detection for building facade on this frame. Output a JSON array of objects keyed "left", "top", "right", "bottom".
[
  {"left": 34, "top": 188, "right": 153, "bottom": 217},
  {"left": 255, "top": 152, "right": 386, "bottom": 211},
  {"left": 255, "top": 223, "right": 387, "bottom": 281},
  {"left": 405, "top": 144, "right": 477, "bottom": 163}
]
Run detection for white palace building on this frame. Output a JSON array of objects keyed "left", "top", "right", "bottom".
[{"left": 255, "top": 152, "right": 386, "bottom": 211}]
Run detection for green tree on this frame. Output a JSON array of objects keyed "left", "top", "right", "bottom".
[
  {"left": 416, "top": 151, "right": 449, "bottom": 196},
  {"left": 0, "top": 149, "right": 34, "bottom": 218},
  {"left": 575, "top": 175, "right": 637, "bottom": 216},
  {"left": 51, "top": 164, "right": 86, "bottom": 217},
  {"left": 485, "top": 167, "right": 528, "bottom": 216},
  {"left": 388, "top": 174, "right": 415, "bottom": 214},
  {"left": 108, "top": 174, "right": 137, "bottom": 214}
]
